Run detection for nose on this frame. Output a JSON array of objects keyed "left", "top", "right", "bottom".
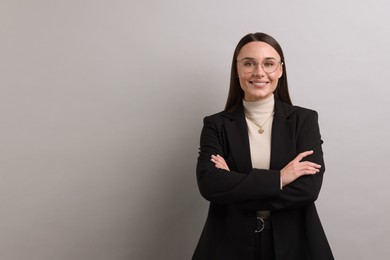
[{"left": 253, "top": 64, "right": 265, "bottom": 76}]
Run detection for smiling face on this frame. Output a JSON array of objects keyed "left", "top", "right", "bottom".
[{"left": 236, "top": 41, "right": 283, "bottom": 102}]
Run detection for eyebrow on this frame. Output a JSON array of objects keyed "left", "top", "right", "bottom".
[{"left": 239, "top": 57, "right": 277, "bottom": 61}]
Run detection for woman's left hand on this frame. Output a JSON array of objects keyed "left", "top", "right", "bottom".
[{"left": 211, "top": 154, "right": 230, "bottom": 171}]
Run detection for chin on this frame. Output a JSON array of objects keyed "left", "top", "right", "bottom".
[{"left": 252, "top": 92, "right": 272, "bottom": 100}]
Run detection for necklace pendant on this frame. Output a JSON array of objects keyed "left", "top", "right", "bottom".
[{"left": 258, "top": 128, "right": 264, "bottom": 134}]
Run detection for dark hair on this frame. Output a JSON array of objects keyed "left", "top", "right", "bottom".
[{"left": 225, "top": 32, "right": 292, "bottom": 111}]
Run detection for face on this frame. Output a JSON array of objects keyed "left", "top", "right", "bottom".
[{"left": 236, "top": 41, "right": 283, "bottom": 102}]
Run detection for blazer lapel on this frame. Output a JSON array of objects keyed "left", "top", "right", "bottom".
[
  {"left": 223, "top": 105, "right": 253, "bottom": 173},
  {"left": 270, "top": 98, "right": 297, "bottom": 170}
]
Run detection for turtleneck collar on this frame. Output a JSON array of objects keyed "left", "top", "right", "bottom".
[{"left": 243, "top": 94, "right": 275, "bottom": 118}]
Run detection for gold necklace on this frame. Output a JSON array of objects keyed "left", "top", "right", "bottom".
[{"left": 246, "top": 112, "right": 274, "bottom": 134}]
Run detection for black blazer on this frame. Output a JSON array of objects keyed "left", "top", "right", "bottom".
[{"left": 193, "top": 98, "right": 334, "bottom": 260}]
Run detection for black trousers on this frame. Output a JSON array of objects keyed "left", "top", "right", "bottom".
[{"left": 253, "top": 221, "right": 275, "bottom": 260}]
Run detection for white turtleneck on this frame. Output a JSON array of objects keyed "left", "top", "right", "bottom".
[
  {"left": 243, "top": 94, "right": 275, "bottom": 170},
  {"left": 243, "top": 94, "right": 275, "bottom": 219}
]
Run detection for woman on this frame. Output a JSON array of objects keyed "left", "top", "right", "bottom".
[{"left": 193, "top": 33, "right": 334, "bottom": 260}]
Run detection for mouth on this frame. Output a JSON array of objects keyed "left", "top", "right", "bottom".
[{"left": 250, "top": 81, "right": 268, "bottom": 87}]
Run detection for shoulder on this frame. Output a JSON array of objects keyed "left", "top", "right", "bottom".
[
  {"left": 204, "top": 110, "right": 230, "bottom": 122},
  {"left": 275, "top": 99, "right": 319, "bottom": 121},
  {"left": 203, "top": 104, "right": 245, "bottom": 125},
  {"left": 292, "top": 105, "right": 318, "bottom": 119},
  {"left": 290, "top": 105, "right": 321, "bottom": 135},
  {"left": 201, "top": 111, "right": 233, "bottom": 132}
]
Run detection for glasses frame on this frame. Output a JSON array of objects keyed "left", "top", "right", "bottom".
[{"left": 236, "top": 58, "right": 283, "bottom": 74}]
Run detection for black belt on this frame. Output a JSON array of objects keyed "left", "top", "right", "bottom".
[{"left": 255, "top": 217, "right": 271, "bottom": 233}]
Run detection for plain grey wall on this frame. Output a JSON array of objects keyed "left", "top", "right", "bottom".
[{"left": 1, "top": 0, "right": 390, "bottom": 259}]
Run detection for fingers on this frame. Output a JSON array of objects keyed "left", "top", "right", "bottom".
[
  {"left": 300, "top": 164, "right": 321, "bottom": 174},
  {"left": 294, "top": 150, "right": 314, "bottom": 162},
  {"left": 293, "top": 161, "right": 321, "bottom": 176},
  {"left": 281, "top": 151, "right": 322, "bottom": 187},
  {"left": 211, "top": 154, "right": 230, "bottom": 171},
  {"left": 289, "top": 151, "right": 321, "bottom": 175},
  {"left": 210, "top": 154, "right": 223, "bottom": 161},
  {"left": 211, "top": 155, "right": 226, "bottom": 168},
  {"left": 300, "top": 161, "right": 322, "bottom": 170}
]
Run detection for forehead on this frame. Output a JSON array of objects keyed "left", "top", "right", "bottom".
[{"left": 237, "top": 41, "right": 280, "bottom": 60}]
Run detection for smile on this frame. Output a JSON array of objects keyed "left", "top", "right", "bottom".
[{"left": 250, "top": 81, "right": 268, "bottom": 87}]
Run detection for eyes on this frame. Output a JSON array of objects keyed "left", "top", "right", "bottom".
[
  {"left": 243, "top": 61, "right": 256, "bottom": 67},
  {"left": 264, "top": 60, "right": 277, "bottom": 68},
  {"left": 238, "top": 58, "right": 281, "bottom": 73},
  {"left": 242, "top": 60, "right": 276, "bottom": 68}
]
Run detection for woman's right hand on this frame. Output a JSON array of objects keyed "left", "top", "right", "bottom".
[
  {"left": 280, "top": 150, "right": 321, "bottom": 188},
  {"left": 210, "top": 154, "right": 230, "bottom": 171}
]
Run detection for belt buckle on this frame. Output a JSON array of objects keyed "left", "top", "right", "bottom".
[{"left": 255, "top": 217, "right": 265, "bottom": 233}]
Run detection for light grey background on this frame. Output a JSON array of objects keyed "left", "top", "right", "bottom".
[{"left": 1, "top": 0, "right": 389, "bottom": 259}]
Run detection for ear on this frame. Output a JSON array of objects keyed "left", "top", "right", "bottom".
[{"left": 278, "top": 63, "right": 284, "bottom": 78}]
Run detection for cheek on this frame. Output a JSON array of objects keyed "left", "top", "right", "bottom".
[
  {"left": 238, "top": 72, "right": 249, "bottom": 84},
  {"left": 270, "top": 69, "right": 283, "bottom": 81},
  {"left": 238, "top": 78, "right": 247, "bottom": 90},
  {"left": 237, "top": 71, "right": 247, "bottom": 80}
]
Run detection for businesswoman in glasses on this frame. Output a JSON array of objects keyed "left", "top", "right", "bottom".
[{"left": 192, "top": 32, "right": 334, "bottom": 260}]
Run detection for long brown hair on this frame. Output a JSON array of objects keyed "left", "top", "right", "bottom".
[{"left": 225, "top": 33, "right": 292, "bottom": 111}]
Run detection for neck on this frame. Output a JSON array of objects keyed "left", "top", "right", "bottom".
[{"left": 243, "top": 94, "right": 275, "bottom": 118}]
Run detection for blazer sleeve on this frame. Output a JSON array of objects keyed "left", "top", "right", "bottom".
[
  {"left": 236, "top": 110, "right": 325, "bottom": 211},
  {"left": 196, "top": 115, "right": 281, "bottom": 204}
]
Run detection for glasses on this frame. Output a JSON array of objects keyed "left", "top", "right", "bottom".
[{"left": 237, "top": 58, "right": 282, "bottom": 74}]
